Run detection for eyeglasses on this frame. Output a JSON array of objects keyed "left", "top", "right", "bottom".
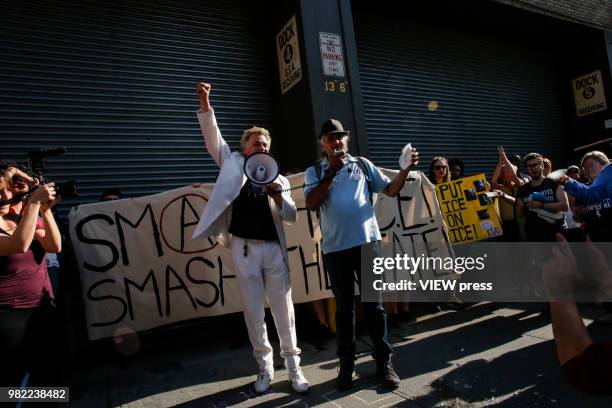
[{"left": 434, "top": 165, "right": 447, "bottom": 170}]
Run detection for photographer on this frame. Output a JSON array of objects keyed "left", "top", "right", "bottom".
[
  {"left": 7, "top": 166, "right": 30, "bottom": 216},
  {"left": 0, "top": 165, "right": 62, "bottom": 387}
]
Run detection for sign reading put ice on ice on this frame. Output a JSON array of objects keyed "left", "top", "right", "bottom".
[
  {"left": 572, "top": 70, "right": 607, "bottom": 117},
  {"left": 319, "top": 32, "right": 345, "bottom": 77},
  {"left": 435, "top": 174, "right": 503, "bottom": 244},
  {"left": 276, "top": 15, "right": 302, "bottom": 94}
]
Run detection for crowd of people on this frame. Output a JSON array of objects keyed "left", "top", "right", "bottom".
[
  {"left": 190, "top": 82, "right": 611, "bottom": 396},
  {"left": 0, "top": 81, "right": 610, "bottom": 399}
]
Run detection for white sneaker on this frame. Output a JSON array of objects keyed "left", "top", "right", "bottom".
[
  {"left": 289, "top": 368, "right": 309, "bottom": 393},
  {"left": 254, "top": 372, "right": 272, "bottom": 394}
]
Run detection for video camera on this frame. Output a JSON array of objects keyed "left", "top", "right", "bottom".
[
  {"left": 4, "top": 146, "right": 78, "bottom": 204},
  {"left": 25, "top": 146, "right": 77, "bottom": 199}
]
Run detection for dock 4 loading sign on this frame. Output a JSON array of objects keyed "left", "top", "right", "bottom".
[
  {"left": 572, "top": 70, "right": 607, "bottom": 117},
  {"left": 276, "top": 15, "right": 302, "bottom": 95}
]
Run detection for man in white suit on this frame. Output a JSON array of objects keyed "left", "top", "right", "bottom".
[{"left": 192, "top": 82, "right": 308, "bottom": 394}]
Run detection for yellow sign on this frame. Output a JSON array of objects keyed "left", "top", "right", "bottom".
[
  {"left": 276, "top": 15, "right": 303, "bottom": 95},
  {"left": 435, "top": 174, "right": 503, "bottom": 243},
  {"left": 572, "top": 70, "right": 607, "bottom": 117}
]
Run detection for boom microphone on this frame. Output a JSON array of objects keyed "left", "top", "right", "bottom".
[{"left": 27, "top": 146, "right": 67, "bottom": 159}]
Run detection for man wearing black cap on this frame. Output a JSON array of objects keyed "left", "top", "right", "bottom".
[{"left": 304, "top": 118, "right": 419, "bottom": 391}]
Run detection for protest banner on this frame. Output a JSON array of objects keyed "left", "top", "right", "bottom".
[
  {"left": 435, "top": 174, "right": 503, "bottom": 243},
  {"left": 69, "top": 170, "right": 451, "bottom": 340}
]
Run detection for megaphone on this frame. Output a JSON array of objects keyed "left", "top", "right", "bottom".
[{"left": 244, "top": 152, "right": 280, "bottom": 185}]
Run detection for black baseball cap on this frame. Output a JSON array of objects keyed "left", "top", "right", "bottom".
[{"left": 319, "top": 119, "right": 349, "bottom": 139}]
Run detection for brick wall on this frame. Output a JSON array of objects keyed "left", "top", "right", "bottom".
[{"left": 490, "top": 0, "right": 611, "bottom": 30}]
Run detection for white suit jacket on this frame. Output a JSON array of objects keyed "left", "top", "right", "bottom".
[{"left": 191, "top": 110, "right": 297, "bottom": 265}]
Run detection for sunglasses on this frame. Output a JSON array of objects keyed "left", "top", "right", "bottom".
[
  {"left": 526, "top": 162, "right": 542, "bottom": 169},
  {"left": 434, "top": 165, "right": 447, "bottom": 170}
]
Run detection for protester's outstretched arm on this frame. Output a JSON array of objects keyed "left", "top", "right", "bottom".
[
  {"left": 196, "top": 82, "right": 231, "bottom": 167},
  {"left": 383, "top": 168, "right": 411, "bottom": 197},
  {"left": 542, "top": 234, "right": 593, "bottom": 365},
  {"left": 545, "top": 234, "right": 612, "bottom": 396},
  {"left": 550, "top": 301, "right": 593, "bottom": 365},
  {"left": 498, "top": 146, "right": 525, "bottom": 186},
  {"left": 384, "top": 147, "right": 419, "bottom": 197},
  {"left": 492, "top": 190, "right": 515, "bottom": 205},
  {"left": 491, "top": 161, "right": 502, "bottom": 190},
  {"left": 560, "top": 164, "right": 611, "bottom": 205}
]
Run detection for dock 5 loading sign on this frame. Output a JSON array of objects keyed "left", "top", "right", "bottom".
[
  {"left": 572, "top": 70, "right": 607, "bottom": 117},
  {"left": 276, "top": 15, "right": 302, "bottom": 95}
]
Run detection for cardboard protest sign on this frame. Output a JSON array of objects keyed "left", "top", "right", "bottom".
[
  {"left": 435, "top": 174, "right": 503, "bottom": 243},
  {"left": 69, "top": 170, "right": 451, "bottom": 340}
]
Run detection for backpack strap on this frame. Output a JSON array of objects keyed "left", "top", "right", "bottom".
[
  {"left": 356, "top": 156, "right": 374, "bottom": 205},
  {"left": 314, "top": 162, "right": 323, "bottom": 182},
  {"left": 313, "top": 162, "right": 323, "bottom": 221}
]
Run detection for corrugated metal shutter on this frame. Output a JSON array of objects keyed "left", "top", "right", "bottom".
[
  {"left": 0, "top": 0, "right": 276, "bottom": 217},
  {"left": 354, "top": 13, "right": 568, "bottom": 177}
]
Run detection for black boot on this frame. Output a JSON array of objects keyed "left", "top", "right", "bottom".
[
  {"left": 337, "top": 356, "right": 354, "bottom": 391},
  {"left": 376, "top": 354, "right": 400, "bottom": 389}
]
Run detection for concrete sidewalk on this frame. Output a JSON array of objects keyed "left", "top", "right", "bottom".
[{"left": 66, "top": 303, "right": 612, "bottom": 407}]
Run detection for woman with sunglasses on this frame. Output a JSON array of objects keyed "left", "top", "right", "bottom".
[
  {"left": 427, "top": 156, "right": 451, "bottom": 185},
  {"left": 0, "top": 165, "right": 62, "bottom": 388}
]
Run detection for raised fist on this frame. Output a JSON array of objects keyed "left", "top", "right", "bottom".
[{"left": 196, "top": 82, "right": 212, "bottom": 112}]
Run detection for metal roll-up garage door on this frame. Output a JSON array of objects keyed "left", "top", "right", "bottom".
[
  {"left": 0, "top": 0, "right": 276, "bottom": 215},
  {"left": 354, "top": 12, "right": 568, "bottom": 176}
]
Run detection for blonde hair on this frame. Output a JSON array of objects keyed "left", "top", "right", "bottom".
[
  {"left": 0, "top": 169, "right": 13, "bottom": 189},
  {"left": 580, "top": 150, "right": 609, "bottom": 167},
  {"left": 241, "top": 127, "right": 271, "bottom": 150}
]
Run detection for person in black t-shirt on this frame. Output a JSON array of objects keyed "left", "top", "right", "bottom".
[{"left": 516, "top": 153, "right": 568, "bottom": 242}]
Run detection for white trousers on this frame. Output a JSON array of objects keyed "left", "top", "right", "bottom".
[{"left": 230, "top": 236, "right": 301, "bottom": 375}]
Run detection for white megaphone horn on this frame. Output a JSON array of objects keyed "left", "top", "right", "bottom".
[{"left": 244, "top": 152, "right": 280, "bottom": 186}]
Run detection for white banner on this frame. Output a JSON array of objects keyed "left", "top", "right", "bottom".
[{"left": 69, "top": 170, "right": 450, "bottom": 340}]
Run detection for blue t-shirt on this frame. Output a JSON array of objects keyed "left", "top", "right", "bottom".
[{"left": 304, "top": 155, "right": 391, "bottom": 254}]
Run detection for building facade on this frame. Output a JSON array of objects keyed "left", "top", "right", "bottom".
[{"left": 1, "top": 0, "right": 611, "bottom": 213}]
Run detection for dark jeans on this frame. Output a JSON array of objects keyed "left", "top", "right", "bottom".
[
  {"left": 501, "top": 220, "right": 519, "bottom": 242},
  {"left": 0, "top": 300, "right": 61, "bottom": 388},
  {"left": 323, "top": 243, "right": 392, "bottom": 360}
]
